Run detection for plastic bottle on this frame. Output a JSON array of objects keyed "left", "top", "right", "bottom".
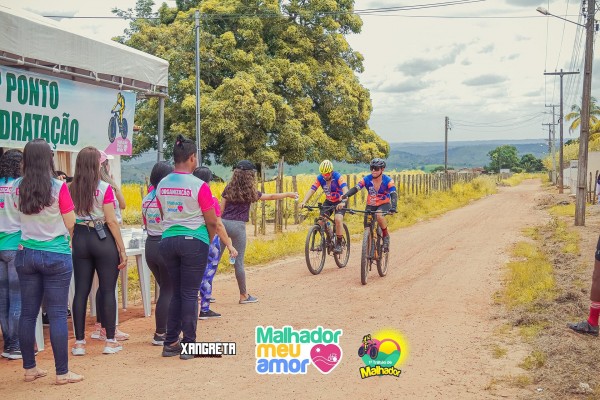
[
  {"left": 326, "top": 221, "right": 333, "bottom": 236},
  {"left": 229, "top": 255, "right": 236, "bottom": 265}
]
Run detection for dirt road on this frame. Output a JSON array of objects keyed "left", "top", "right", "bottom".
[{"left": 0, "top": 180, "right": 545, "bottom": 399}]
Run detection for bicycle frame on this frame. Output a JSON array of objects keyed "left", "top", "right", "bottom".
[{"left": 304, "top": 203, "right": 338, "bottom": 252}]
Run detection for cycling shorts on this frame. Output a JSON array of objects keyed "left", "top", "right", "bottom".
[
  {"left": 363, "top": 203, "right": 391, "bottom": 228},
  {"left": 321, "top": 199, "right": 346, "bottom": 218}
]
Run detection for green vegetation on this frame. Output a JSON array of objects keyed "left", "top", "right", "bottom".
[
  {"left": 114, "top": 0, "right": 388, "bottom": 167},
  {"left": 486, "top": 145, "right": 545, "bottom": 173}
]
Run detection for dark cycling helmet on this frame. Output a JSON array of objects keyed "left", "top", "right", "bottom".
[{"left": 370, "top": 158, "right": 386, "bottom": 169}]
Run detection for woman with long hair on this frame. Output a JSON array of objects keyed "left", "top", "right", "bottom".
[
  {"left": 69, "top": 147, "right": 127, "bottom": 356},
  {"left": 11, "top": 139, "right": 82, "bottom": 384},
  {"left": 142, "top": 161, "right": 174, "bottom": 345},
  {"left": 156, "top": 135, "right": 217, "bottom": 359},
  {"left": 193, "top": 166, "right": 237, "bottom": 319},
  {"left": 0, "top": 149, "right": 22, "bottom": 360},
  {"left": 220, "top": 161, "right": 298, "bottom": 304},
  {"left": 89, "top": 151, "right": 129, "bottom": 342}
]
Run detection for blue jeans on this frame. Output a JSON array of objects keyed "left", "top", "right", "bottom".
[
  {"left": 0, "top": 250, "right": 20, "bottom": 352},
  {"left": 160, "top": 236, "right": 208, "bottom": 345},
  {"left": 16, "top": 248, "right": 72, "bottom": 375}
]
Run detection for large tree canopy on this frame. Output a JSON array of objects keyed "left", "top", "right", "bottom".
[{"left": 116, "top": 0, "right": 389, "bottom": 166}]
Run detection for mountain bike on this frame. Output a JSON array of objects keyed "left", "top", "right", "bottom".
[
  {"left": 346, "top": 208, "right": 391, "bottom": 285},
  {"left": 108, "top": 110, "right": 128, "bottom": 143},
  {"left": 303, "top": 204, "right": 350, "bottom": 275}
]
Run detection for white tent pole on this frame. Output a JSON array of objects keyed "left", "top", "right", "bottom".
[{"left": 158, "top": 96, "right": 165, "bottom": 162}]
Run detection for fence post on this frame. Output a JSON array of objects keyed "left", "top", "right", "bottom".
[
  {"left": 260, "top": 163, "right": 266, "bottom": 235},
  {"left": 275, "top": 157, "right": 284, "bottom": 233},
  {"left": 292, "top": 175, "right": 299, "bottom": 224}
]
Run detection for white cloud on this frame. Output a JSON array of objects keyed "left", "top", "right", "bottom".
[{"left": 4, "top": 0, "right": 597, "bottom": 144}]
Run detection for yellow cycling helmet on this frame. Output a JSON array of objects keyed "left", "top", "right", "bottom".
[{"left": 319, "top": 160, "right": 333, "bottom": 174}]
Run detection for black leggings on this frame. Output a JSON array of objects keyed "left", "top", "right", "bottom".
[
  {"left": 145, "top": 235, "right": 172, "bottom": 335},
  {"left": 72, "top": 224, "right": 120, "bottom": 341}
]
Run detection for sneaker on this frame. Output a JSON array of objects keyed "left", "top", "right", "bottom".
[
  {"left": 42, "top": 312, "right": 49, "bottom": 326},
  {"left": 180, "top": 353, "right": 194, "bottom": 360},
  {"left": 567, "top": 320, "right": 599, "bottom": 336},
  {"left": 7, "top": 350, "right": 22, "bottom": 360},
  {"left": 209, "top": 297, "right": 216, "bottom": 303},
  {"left": 152, "top": 333, "right": 165, "bottom": 346},
  {"left": 115, "top": 328, "right": 130, "bottom": 341},
  {"left": 90, "top": 324, "right": 105, "bottom": 340},
  {"left": 199, "top": 310, "right": 221, "bottom": 320},
  {"left": 239, "top": 294, "right": 258, "bottom": 304},
  {"left": 382, "top": 236, "right": 390, "bottom": 252},
  {"left": 1, "top": 349, "right": 9, "bottom": 358},
  {"left": 162, "top": 342, "right": 182, "bottom": 357},
  {"left": 334, "top": 241, "right": 343, "bottom": 254},
  {"left": 71, "top": 341, "right": 86, "bottom": 356},
  {"left": 102, "top": 341, "right": 123, "bottom": 355}
]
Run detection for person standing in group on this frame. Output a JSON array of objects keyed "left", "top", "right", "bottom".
[
  {"left": 69, "top": 147, "right": 127, "bottom": 356},
  {"left": 298, "top": 160, "right": 349, "bottom": 253},
  {"left": 192, "top": 166, "right": 238, "bottom": 320},
  {"left": 142, "top": 161, "right": 174, "bottom": 345},
  {"left": 89, "top": 151, "right": 129, "bottom": 342},
  {"left": 220, "top": 160, "right": 298, "bottom": 304},
  {"left": 156, "top": 135, "right": 217, "bottom": 359},
  {"left": 11, "top": 139, "right": 82, "bottom": 384},
  {"left": 0, "top": 150, "right": 23, "bottom": 360}
]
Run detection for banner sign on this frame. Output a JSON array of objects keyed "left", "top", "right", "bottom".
[{"left": 0, "top": 65, "right": 136, "bottom": 155}]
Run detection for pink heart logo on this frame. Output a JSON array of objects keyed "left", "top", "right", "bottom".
[
  {"left": 177, "top": 205, "right": 183, "bottom": 212},
  {"left": 155, "top": 217, "right": 160, "bottom": 223},
  {"left": 310, "top": 344, "right": 342, "bottom": 374},
  {"left": 0, "top": 202, "right": 4, "bottom": 209}
]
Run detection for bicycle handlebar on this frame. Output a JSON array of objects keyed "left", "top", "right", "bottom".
[{"left": 344, "top": 208, "right": 394, "bottom": 216}]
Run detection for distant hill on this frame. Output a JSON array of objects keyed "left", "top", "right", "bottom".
[{"left": 121, "top": 139, "right": 549, "bottom": 182}]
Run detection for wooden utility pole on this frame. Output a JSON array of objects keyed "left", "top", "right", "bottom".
[
  {"left": 545, "top": 70, "right": 579, "bottom": 193},
  {"left": 444, "top": 116, "right": 449, "bottom": 173},
  {"left": 544, "top": 104, "right": 558, "bottom": 183},
  {"left": 575, "top": 0, "right": 595, "bottom": 226}
]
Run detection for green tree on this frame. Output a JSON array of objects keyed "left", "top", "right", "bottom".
[
  {"left": 519, "top": 153, "right": 544, "bottom": 173},
  {"left": 115, "top": 0, "right": 388, "bottom": 166},
  {"left": 565, "top": 96, "right": 600, "bottom": 134},
  {"left": 486, "top": 145, "right": 519, "bottom": 173}
]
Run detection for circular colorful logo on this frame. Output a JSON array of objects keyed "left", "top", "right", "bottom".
[{"left": 358, "top": 329, "right": 408, "bottom": 369}]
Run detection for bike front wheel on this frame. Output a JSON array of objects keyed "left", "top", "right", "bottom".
[
  {"left": 333, "top": 223, "right": 350, "bottom": 268},
  {"left": 305, "top": 225, "right": 326, "bottom": 275},
  {"left": 121, "top": 118, "right": 128, "bottom": 139},
  {"left": 376, "top": 228, "right": 389, "bottom": 277},
  {"left": 108, "top": 116, "right": 117, "bottom": 143},
  {"left": 361, "top": 229, "right": 372, "bottom": 285}
]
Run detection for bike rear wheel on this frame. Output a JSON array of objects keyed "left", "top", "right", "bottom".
[
  {"left": 361, "top": 229, "right": 372, "bottom": 285},
  {"left": 305, "top": 225, "right": 326, "bottom": 275},
  {"left": 333, "top": 223, "right": 350, "bottom": 268}
]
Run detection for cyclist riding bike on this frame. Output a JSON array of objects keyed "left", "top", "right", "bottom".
[
  {"left": 112, "top": 92, "right": 126, "bottom": 126},
  {"left": 299, "top": 160, "right": 348, "bottom": 253},
  {"left": 342, "top": 158, "right": 397, "bottom": 251}
]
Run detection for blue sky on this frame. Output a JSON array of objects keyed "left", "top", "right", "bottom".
[{"left": 7, "top": 0, "right": 599, "bottom": 143}]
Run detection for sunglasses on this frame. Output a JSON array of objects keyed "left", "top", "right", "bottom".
[
  {"left": 370, "top": 166, "right": 381, "bottom": 171},
  {"left": 322, "top": 172, "right": 332, "bottom": 177}
]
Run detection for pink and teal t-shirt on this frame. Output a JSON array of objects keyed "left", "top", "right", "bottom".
[
  {"left": 75, "top": 181, "right": 115, "bottom": 222},
  {"left": 142, "top": 189, "right": 163, "bottom": 237},
  {"left": 155, "top": 171, "right": 214, "bottom": 244},
  {"left": 0, "top": 177, "right": 21, "bottom": 251},
  {"left": 12, "top": 177, "right": 74, "bottom": 254}
]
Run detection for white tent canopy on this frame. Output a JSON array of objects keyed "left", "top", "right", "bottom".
[{"left": 0, "top": 5, "right": 168, "bottom": 93}]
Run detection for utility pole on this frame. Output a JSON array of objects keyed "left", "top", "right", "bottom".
[
  {"left": 545, "top": 104, "right": 558, "bottom": 184},
  {"left": 575, "top": 0, "right": 596, "bottom": 226},
  {"left": 194, "top": 10, "right": 202, "bottom": 165},
  {"left": 543, "top": 122, "right": 557, "bottom": 180},
  {"left": 545, "top": 70, "right": 579, "bottom": 193},
  {"left": 444, "top": 116, "right": 449, "bottom": 173}
]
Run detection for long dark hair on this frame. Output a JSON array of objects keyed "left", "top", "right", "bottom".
[
  {"left": 0, "top": 149, "right": 23, "bottom": 183},
  {"left": 18, "top": 139, "right": 54, "bottom": 215},
  {"left": 173, "top": 134, "right": 196, "bottom": 164},
  {"left": 70, "top": 147, "right": 101, "bottom": 216},
  {"left": 221, "top": 169, "right": 260, "bottom": 203}
]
